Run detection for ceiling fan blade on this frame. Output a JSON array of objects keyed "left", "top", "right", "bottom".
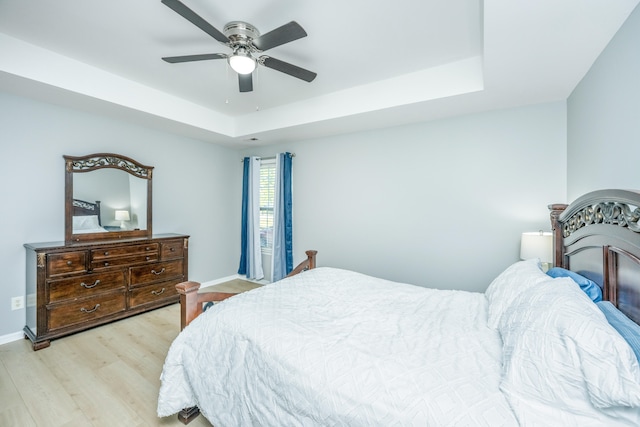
[
  {"left": 260, "top": 56, "right": 317, "bottom": 82},
  {"left": 162, "top": 53, "right": 226, "bottom": 63},
  {"left": 252, "top": 21, "right": 307, "bottom": 51},
  {"left": 239, "top": 73, "right": 253, "bottom": 92},
  {"left": 161, "top": 0, "right": 229, "bottom": 44}
]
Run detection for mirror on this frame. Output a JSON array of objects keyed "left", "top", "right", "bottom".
[{"left": 64, "top": 153, "right": 153, "bottom": 243}]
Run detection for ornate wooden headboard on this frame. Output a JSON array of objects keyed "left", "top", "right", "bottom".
[
  {"left": 550, "top": 189, "right": 640, "bottom": 324},
  {"left": 72, "top": 199, "right": 101, "bottom": 225}
]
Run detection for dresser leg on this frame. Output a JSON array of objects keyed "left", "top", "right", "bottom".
[
  {"left": 31, "top": 340, "right": 50, "bottom": 351},
  {"left": 177, "top": 406, "right": 200, "bottom": 424}
]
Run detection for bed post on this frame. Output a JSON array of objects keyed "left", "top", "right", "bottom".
[
  {"left": 286, "top": 250, "right": 317, "bottom": 277},
  {"left": 177, "top": 407, "right": 200, "bottom": 425},
  {"left": 549, "top": 204, "right": 568, "bottom": 268},
  {"left": 175, "top": 281, "right": 236, "bottom": 424},
  {"left": 175, "top": 281, "right": 202, "bottom": 331}
]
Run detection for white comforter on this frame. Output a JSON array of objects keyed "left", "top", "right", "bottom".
[{"left": 158, "top": 267, "right": 518, "bottom": 426}]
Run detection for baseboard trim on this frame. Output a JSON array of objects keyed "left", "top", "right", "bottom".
[
  {"left": 200, "top": 274, "right": 269, "bottom": 288},
  {"left": 200, "top": 274, "right": 243, "bottom": 288},
  {"left": 0, "top": 331, "right": 24, "bottom": 346}
]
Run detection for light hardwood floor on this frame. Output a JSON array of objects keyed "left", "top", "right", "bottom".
[{"left": 0, "top": 280, "right": 260, "bottom": 427}]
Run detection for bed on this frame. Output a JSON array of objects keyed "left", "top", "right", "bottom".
[{"left": 158, "top": 189, "right": 640, "bottom": 426}]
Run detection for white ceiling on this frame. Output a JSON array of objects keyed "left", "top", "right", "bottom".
[{"left": 0, "top": 0, "right": 638, "bottom": 148}]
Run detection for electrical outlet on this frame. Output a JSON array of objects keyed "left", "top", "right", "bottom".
[{"left": 11, "top": 296, "right": 24, "bottom": 310}]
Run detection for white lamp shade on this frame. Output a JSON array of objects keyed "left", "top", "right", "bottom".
[
  {"left": 520, "top": 231, "right": 553, "bottom": 263},
  {"left": 114, "top": 210, "right": 130, "bottom": 221},
  {"left": 228, "top": 53, "right": 256, "bottom": 74}
]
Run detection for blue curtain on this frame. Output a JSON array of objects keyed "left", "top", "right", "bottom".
[
  {"left": 271, "top": 152, "right": 293, "bottom": 281},
  {"left": 238, "top": 157, "right": 263, "bottom": 279},
  {"left": 238, "top": 157, "right": 250, "bottom": 275}
]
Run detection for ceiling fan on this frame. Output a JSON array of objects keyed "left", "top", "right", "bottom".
[{"left": 161, "top": 0, "right": 317, "bottom": 93}]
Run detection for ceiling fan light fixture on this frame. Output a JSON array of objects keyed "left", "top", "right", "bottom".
[
  {"left": 161, "top": 4, "right": 316, "bottom": 92},
  {"left": 229, "top": 50, "right": 256, "bottom": 75}
]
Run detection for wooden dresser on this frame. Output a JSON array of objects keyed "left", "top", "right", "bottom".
[{"left": 24, "top": 233, "right": 188, "bottom": 350}]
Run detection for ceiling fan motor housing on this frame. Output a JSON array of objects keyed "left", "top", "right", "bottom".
[{"left": 223, "top": 21, "right": 260, "bottom": 50}]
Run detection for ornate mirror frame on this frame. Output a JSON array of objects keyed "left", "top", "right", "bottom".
[{"left": 64, "top": 153, "right": 153, "bottom": 244}]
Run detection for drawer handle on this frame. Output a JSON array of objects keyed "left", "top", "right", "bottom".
[
  {"left": 145, "top": 256, "right": 150, "bottom": 261},
  {"left": 80, "top": 304, "right": 100, "bottom": 314},
  {"left": 103, "top": 262, "right": 110, "bottom": 267},
  {"left": 81, "top": 279, "right": 101, "bottom": 289},
  {"left": 67, "top": 261, "right": 73, "bottom": 266},
  {"left": 151, "top": 288, "right": 166, "bottom": 296},
  {"left": 146, "top": 247, "right": 151, "bottom": 251},
  {"left": 151, "top": 268, "right": 166, "bottom": 275},
  {"left": 170, "top": 247, "right": 176, "bottom": 252},
  {"left": 104, "top": 251, "right": 109, "bottom": 256}
]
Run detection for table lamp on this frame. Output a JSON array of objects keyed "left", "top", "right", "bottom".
[
  {"left": 521, "top": 230, "right": 553, "bottom": 271},
  {"left": 115, "top": 210, "right": 130, "bottom": 229}
]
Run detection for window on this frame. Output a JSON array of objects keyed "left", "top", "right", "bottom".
[{"left": 259, "top": 159, "right": 276, "bottom": 251}]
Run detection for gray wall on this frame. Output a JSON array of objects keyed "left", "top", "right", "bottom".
[
  {"left": 3, "top": 1, "right": 638, "bottom": 342},
  {"left": 0, "top": 92, "right": 242, "bottom": 337},
  {"left": 567, "top": 4, "right": 640, "bottom": 200},
  {"left": 244, "top": 102, "right": 567, "bottom": 292},
  {"left": 0, "top": 91, "right": 571, "bottom": 339}
]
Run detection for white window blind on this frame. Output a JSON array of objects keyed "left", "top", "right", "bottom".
[{"left": 259, "top": 159, "right": 276, "bottom": 250}]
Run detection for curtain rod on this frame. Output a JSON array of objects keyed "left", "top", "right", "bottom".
[{"left": 240, "top": 153, "right": 296, "bottom": 162}]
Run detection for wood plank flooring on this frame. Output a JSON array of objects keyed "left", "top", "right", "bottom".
[{"left": 0, "top": 280, "right": 260, "bottom": 427}]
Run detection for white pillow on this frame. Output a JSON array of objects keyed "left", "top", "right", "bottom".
[
  {"left": 499, "top": 278, "right": 640, "bottom": 424},
  {"left": 72, "top": 215, "right": 100, "bottom": 230},
  {"left": 485, "top": 259, "right": 549, "bottom": 329}
]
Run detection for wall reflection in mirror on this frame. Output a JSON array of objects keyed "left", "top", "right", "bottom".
[{"left": 73, "top": 169, "right": 148, "bottom": 232}]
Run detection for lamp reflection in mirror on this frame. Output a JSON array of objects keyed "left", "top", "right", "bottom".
[
  {"left": 115, "top": 210, "right": 130, "bottom": 229},
  {"left": 521, "top": 231, "right": 553, "bottom": 271}
]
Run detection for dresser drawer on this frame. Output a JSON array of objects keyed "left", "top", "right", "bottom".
[
  {"left": 90, "top": 242, "right": 159, "bottom": 269},
  {"left": 129, "top": 281, "right": 179, "bottom": 308},
  {"left": 91, "top": 253, "right": 159, "bottom": 270},
  {"left": 161, "top": 239, "right": 184, "bottom": 260},
  {"left": 47, "top": 291, "right": 126, "bottom": 331},
  {"left": 48, "top": 271, "right": 126, "bottom": 303},
  {"left": 47, "top": 251, "right": 87, "bottom": 277},
  {"left": 91, "top": 243, "right": 158, "bottom": 261},
  {"left": 129, "top": 259, "right": 184, "bottom": 287}
]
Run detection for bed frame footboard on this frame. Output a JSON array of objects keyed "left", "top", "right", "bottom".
[
  {"left": 176, "top": 250, "right": 317, "bottom": 330},
  {"left": 173, "top": 250, "right": 317, "bottom": 424},
  {"left": 175, "top": 282, "right": 237, "bottom": 331}
]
